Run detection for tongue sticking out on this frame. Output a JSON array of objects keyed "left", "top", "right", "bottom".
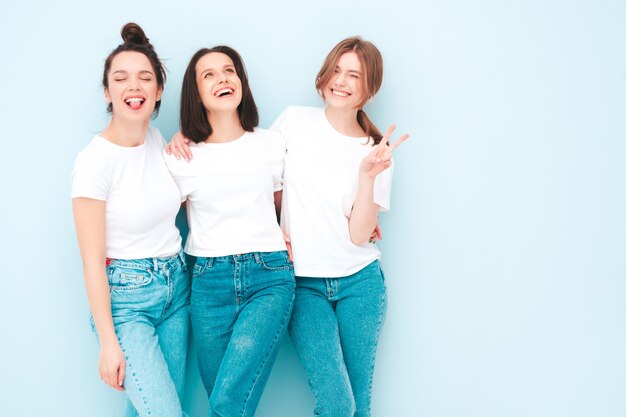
[{"left": 129, "top": 100, "right": 142, "bottom": 110}]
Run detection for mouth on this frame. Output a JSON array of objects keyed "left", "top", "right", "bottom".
[
  {"left": 330, "top": 88, "right": 351, "bottom": 98},
  {"left": 214, "top": 87, "right": 235, "bottom": 98},
  {"left": 124, "top": 96, "right": 146, "bottom": 110}
]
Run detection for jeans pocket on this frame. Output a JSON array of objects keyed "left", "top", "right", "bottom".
[
  {"left": 192, "top": 257, "right": 212, "bottom": 278},
  {"left": 107, "top": 265, "right": 153, "bottom": 292},
  {"left": 259, "top": 251, "right": 292, "bottom": 272}
]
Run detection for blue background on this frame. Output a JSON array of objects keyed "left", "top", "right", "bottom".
[{"left": 1, "top": 1, "right": 625, "bottom": 416}]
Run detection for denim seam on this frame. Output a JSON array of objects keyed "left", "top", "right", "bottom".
[
  {"left": 119, "top": 339, "right": 153, "bottom": 416},
  {"left": 363, "top": 288, "right": 387, "bottom": 414},
  {"left": 239, "top": 290, "right": 295, "bottom": 417}
]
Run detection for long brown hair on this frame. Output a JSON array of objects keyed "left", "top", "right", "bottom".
[
  {"left": 316, "top": 37, "right": 384, "bottom": 144},
  {"left": 102, "top": 23, "right": 166, "bottom": 116},
  {"left": 180, "top": 46, "right": 258, "bottom": 143}
]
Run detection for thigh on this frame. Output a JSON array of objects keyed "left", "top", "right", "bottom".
[
  {"left": 156, "top": 258, "right": 191, "bottom": 398},
  {"left": 210, "top": 259, "right": 295, "bottom": 417},
  {"left": 189, "top": 258, "right": 237, "bottom": 395},
  {"left": 289, "top": 278, "right": 354, "bottom": 414},
  {"left": 155, "top": 305, "right": 190, "bottom": 401},
  {"left": 336, "top": 261, "right": 387, "bottom": 417},
  {"left": 115, "top": 319, "right": 182, "bottom": 417}
]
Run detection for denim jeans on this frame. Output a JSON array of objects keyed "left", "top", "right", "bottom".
[
  {"left": 190, "top": 251, "right": 295, "bottom": 417},
  {"left": 289, "top": 260, "right": 387, "bottom": 417},
  {"left": 101, "top": 250, "right": 190, "bottom": 417}
]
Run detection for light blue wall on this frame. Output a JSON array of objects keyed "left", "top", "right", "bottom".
[{"left": 1, "top": 1, "right": 625, "bottom": 416}]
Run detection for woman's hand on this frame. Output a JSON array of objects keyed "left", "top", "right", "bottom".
[
  {"left": 369, "top": 223, "right": 382, "bottom": 243},
  {"left": 165, "top": 132, "right": 193, "bottom": 162},
  {"left": 283, "top": 232, "right": 293, "bottom": 261},
  {"left": 359, "top": 125, "right": 409, "bottom": 178},
  {"left": 99, "top": 340, "right": 126, "bottom": 391}
]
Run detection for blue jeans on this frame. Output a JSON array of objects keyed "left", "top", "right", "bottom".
[
  {"left": 102, "top": 251, "right": 190, "bottom": 417},
  {"left": 190, "top": 251, "right": 295, "bottom": 417},
  {"left": 289, "top": 260, "right": 387, "bottom": 417}
]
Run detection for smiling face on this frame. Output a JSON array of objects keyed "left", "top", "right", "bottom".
[
  {"left": 322, "top": 51, "right": 365, "bottom": 110},
  {"left": 104, "top": 51, "right": 162, "bottom": 120},
  {"left": 195, "top": 52, "right": 243, "bottom": 115}
]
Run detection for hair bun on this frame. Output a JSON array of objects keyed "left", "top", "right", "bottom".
[{"left": 121, "top": 22, "right": 152, "bottom": 49}]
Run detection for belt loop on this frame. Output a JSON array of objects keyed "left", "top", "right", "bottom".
[
  {"left": 207, "top": 257, "right": 214, "bottom": 268},
  {"left": 153, "top": 257, "right": 158, "bottom": 271},
  {"left": 178, "top": 250, "right": 185, "bottom": 266},
  {"left": 253, "top": 252, "right": 261, "bottom": 264}
]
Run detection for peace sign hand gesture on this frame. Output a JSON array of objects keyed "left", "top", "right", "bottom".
[{"left": 359, "top": 125, "right": 409, "bottom": 178}]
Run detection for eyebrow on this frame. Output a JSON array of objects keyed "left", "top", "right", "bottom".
[
  {"left": 199, "top": 65, "right": 236, "bottom": 77},
  {"left": 335, "top": 66, "right": 362, "bottom": 75},
  {"left": 112, "top": 70, "right": 155, "bottom": 76}
]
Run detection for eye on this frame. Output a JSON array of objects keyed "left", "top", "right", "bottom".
[
  {"left": 140, "top": 77, "right": 153, "bottom": 82},
  {"left": 204, "top": 72, "right": 213, "bottom": 78},
  {"left": 113, "top": 78, "right": 126, "bottom": 82},
  {"left": 350, "top": 74, "right": 359, "bottom": 79},
  {"left": 226, "top": 68, "right": 235, "bottom": 73}
]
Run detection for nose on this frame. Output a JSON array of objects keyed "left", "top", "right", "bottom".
[
  {"left": 334, "top": 71, "right": 346, "bottom": 86},
  {"left": 128, "top": 76, "right": 140, "bottom": 90}
]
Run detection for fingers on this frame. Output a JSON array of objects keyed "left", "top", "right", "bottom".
[
  {"left": 117, "top": 358, "right": 126, "bottom": 391},
  {"left": 169, "top": 132, "right": 193, "bottom": 162},
  {"left": 381, "top": 124, "right": 395, "bottom": 147},
  {"left": 368, "top": 224, "right": 382, "bottom": 243},
  {"left": 100, "top": 364, "right": 124, "bottom": 392},
  {"left": 388, "top": 133, "right": 410, "bottom": 152},
  {"left": 283, "top": 232, "right": 293, "bottom": 261}
]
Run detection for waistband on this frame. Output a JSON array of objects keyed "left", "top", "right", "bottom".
[{"left": 106, "top": 249, "right": 186, "bottom": 269}]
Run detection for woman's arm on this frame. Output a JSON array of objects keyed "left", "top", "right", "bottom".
[
  {"left": 72, "top": 197, "right": 125, "bottom": 391},
  {"left": 349, "top": 125, "right": 409, "bottom": 245},
  {"left": 165, "top": 132, "right": 193, "bottom": 162},
  {"left": 274, "top": 190, "right": 293, "bottom": 260}
]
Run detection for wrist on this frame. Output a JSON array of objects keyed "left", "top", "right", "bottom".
[
  {"left": 99, "top": 332, "right": 119, "bottom": 347},
  {"left": 358, "top": 173, "right": 376, "bottom": 185}
]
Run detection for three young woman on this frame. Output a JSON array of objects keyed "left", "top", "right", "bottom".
[
  {"left": 72, "top": 24, "right": 189, "bottom": 417},
  {"left": 74, "top": 23, "right": 405, "bottom": 417}
]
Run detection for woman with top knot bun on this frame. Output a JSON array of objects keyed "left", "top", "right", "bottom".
[{"left": 71, "top": 23, "right": 190, "bottom": 417}]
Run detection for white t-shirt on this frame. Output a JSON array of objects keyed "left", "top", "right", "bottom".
[
  {"left": 163, "top": 129, "right": 287, "bottom": 257},
  {"left": 271, "top": 106, "right": 393, "bottom": 278},
  {"left": 71, "top": 127, "right": 182, "bottom": 259}
]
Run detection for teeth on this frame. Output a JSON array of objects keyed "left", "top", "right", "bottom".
[
  {"left": 125, "top": 98, "right": 144, "bottom": 103},
  {"left": 215, "top": 88, "right": 233, "bottom": 97},
  {"left": 332, "top": 89, "right": 349, "bottom": 97}
]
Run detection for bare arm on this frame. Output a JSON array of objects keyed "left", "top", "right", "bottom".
[
  {"left": 274, "top": 190, "right": 293, "bottom": 260},
  {"left": 349, "top": 125, "right": 409, "bottom": 245},
  {"left": 274, "top": 190, "right": 282, "bottom": 221},
  {"left": 72, "top": 197, "right": 125, "bottom": 391}
]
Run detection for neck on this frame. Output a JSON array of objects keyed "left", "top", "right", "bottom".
[
  {"left": 206, "top": 110, "right": 246, "bottom": 143},
  {"left": 324, "top": 106, "right": 365, "bottom": 137},
  {"left": 101, "top": 117, "right": 149, "bottom": 147}
]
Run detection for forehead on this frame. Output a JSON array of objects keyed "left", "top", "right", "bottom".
[
  {"left": 336, "top": 51, "right": 362, "bottom": 71},
  {"left": 196, "top": 52, "right": 235, "bottom": 71},
  {"left": 110, "top": 51, "right": 153, "bottom": 72}
]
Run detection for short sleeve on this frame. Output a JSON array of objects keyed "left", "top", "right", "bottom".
[
  {"left": 373, "top": 162, "right": 393, "bottom": 212},
  {"left": 71, "top": 151, "right": 109, "bottom": 201},
  {"left": 161, "top": 148, "right": 190, "bottom": 201},
  {"left": 271, "top": 131, "right": 286, "bottom": 192}
]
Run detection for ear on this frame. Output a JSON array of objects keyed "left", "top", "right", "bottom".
[
  {"left": 156, "top": 86, "right": 163, "bottom": 102},
  {"left": 104, "top": 88, "right": 111, "bottom": 103}
]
